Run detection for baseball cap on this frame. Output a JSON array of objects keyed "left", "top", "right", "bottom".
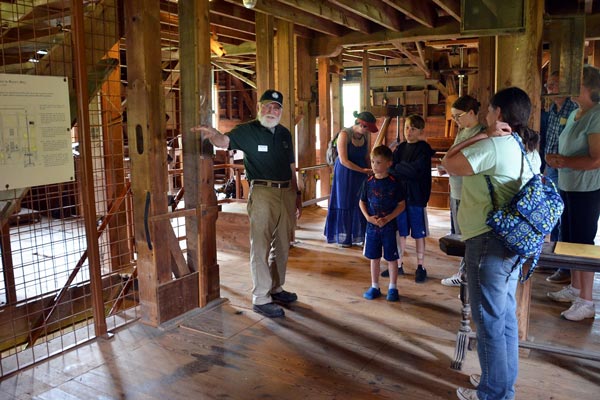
[
  {"left": 354, "top": 111, "right": 378, "bottom": 132},
  {"left": 259, "top": 89, "right": 283, "bottom": 107}
]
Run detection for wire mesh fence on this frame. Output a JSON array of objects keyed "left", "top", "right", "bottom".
[{"left": 0, "top": 0, "right": 141, "bottom": 377}]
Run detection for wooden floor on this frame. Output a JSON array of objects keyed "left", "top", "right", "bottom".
[{"left": 1, "top": 206, "right": 600, "bottom": 399}]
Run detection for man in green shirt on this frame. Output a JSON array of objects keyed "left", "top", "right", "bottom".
[{"left": 192, "top": 90, "right": 302, "bottom": 318}]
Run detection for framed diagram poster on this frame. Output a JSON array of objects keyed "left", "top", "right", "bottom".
[
  {"left": 0, "top": 74, "right": 73, "bottom": 190},
  {"left": 461, "top": 0, "right": 525, "bottom": 35}
]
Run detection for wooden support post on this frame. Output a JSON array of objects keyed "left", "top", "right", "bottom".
[
  {"left": 72, "top": 0, "right": 107, "bottom": 338},
  {"left": 362, "top": 50, "right": 370, "bottom": 110},
  {"left": 179, "top": 0, "right": 219, "bottom": 309},
  {"left": 497, "top": 0, "right": 544, "bottom": 340},
  {"left": 478, "top": 37, "right": 496, "bottom": 125},
  {"left": 496, "top": 0, "right": 543, "bottom": 132},
  {"left": 125, "top": 0, "right": 172, "bottom": 325},
  {"left": 275, "top": 19, "right": 294, "bottom": 134},
  {"left": 296, "top": 37, "right": 317, "bottom": 200},
  {"left": 226, "top": 74, "right": 232, "bottom": 120},
  {"left": 255, "top": 13, "right": 275, "bottom": 96},
  {"left": 318, "top": 57, "right": 332, "bottom": 195},
  {"left": 0, "top": 223, "right": 17, "bottom": 305},
  {"left": 591, "top": 41, "right": 600, "bottom": 67},
  {"left": 100, "top": 42, "right": 131, "bottom": 271},
  {"left": 331, "top": 54, "right": 343, "bottom": 136}
]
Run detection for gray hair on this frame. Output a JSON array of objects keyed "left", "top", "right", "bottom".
[{"left": 583, "top": 65, "right": 600, "bottom": 103}]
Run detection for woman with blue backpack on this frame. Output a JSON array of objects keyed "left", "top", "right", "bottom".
[{"left": 442, "top": 87, "right": 541, "bottom": 400}]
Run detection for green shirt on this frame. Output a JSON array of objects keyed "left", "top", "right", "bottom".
[
  {"left": 449, "top": 124, "right": 485, "bottom": 200},
  {"left": 458, "top": 136, "right": 541, "bottom": 240},
  {"left": 227, "top": 120, "right": 295, "bottom": 182},
  {"left": 558, "top": 103, "right": 600, "bottom": 192}
]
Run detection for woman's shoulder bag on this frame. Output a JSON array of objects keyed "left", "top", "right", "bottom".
[{"left": 485, "top": 133, "right": 564, "bottom": 282}]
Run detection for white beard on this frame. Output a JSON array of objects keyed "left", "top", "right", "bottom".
[{"left": 259, "top": 113, "right": 280, "bottom": 129}]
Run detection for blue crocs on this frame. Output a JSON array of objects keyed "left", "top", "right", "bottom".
[
  {"left": 363, "top": 287, "right": 381, "bottom": 300},
  {"left": 386, "top": 288, "right": 399, "bottom": 302}
]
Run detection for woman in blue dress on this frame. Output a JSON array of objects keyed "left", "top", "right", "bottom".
[{"left": 325, "top": 111, "right": 378, "bottom": 247}]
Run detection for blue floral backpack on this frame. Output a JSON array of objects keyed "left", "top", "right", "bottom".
[{"left": 484, "top": 133, "right": 564, "bottom": 282}]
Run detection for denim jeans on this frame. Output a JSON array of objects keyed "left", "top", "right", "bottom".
[{"left": 465, "top": 231, "right": 520, "bottom": 400}]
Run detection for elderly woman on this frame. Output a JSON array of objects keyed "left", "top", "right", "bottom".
[
  {"left": 546, "top": 64, "right": 600, "bottom": 321},
  {"left": 442, "top": 87, "right": 541, "bottom": 400},
  {"left": 324, "top": 111, "right": 377, "bottom": 247}
]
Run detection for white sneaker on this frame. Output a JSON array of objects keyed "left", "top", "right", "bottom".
[
  {"left": 547, "top": 284, "right": 579, "bottom": 303},
  {"left": 457, "top": 387, "right": 478, "bottom": 400},
  {"left": 561, "top": 298, "right": 596, "bottom": 321},
  {"left": 469, "top": 374, "right": 480, "bottom": 388},
  {"left": 441, "top": 272, "right": 462, "bottom": 287}
]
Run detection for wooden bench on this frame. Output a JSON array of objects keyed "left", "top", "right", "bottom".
[{"left": 439, "top": 234, "right": 600, "bottom": 369}]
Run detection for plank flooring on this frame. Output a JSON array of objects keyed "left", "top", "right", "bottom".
[{"left": 1, "top": 205, "right": 599, "bottom": 399}]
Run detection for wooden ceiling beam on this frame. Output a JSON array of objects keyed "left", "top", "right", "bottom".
[
  {"left": 209, "top": 0, "right": 256, "bottom": 24},
  {"left": 311, "top": 15, "right": 461, "bottom": 57},
  {"left": 213, "top": 26, "right": 255, "bottom": 43},
  {"left": 224, "top": 0, "right": 346, "bottom": 37},
  {"left": 329, "top": 0, "right": 404, "bottom": 32},
  {"left": 276, "top": 0, "right": 374, "bottom": 34},
  {"left": 391, "top": 40, "right": 430, "bottom": 77},
  {"left": 430, "top": 0, "right": 460, "bottom": 21},
  {"left": 381, "top": 0, "right": 437, "bottom": 28},
  {"left": 210, "top": 13, "right": 256, "bottom": 36}
]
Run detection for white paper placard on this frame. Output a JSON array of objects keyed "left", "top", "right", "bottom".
[{"left": 0, "top": 73, "right": 73, "bottom": 190}]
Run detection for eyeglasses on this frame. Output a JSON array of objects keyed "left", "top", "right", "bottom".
[
  {"left": 451, "top": 111, "right": 467, "bottom": 120},
  {"left": 360, "top": 124, "right": 369, "bottom": 129}
]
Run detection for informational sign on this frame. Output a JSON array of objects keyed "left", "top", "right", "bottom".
[{"left": 0, "top": 73, "right": 73, "bottom": 190}]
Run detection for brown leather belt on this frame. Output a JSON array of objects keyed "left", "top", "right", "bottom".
[{"left": 252, "top": 180, "right": 290, "bottom": 188}]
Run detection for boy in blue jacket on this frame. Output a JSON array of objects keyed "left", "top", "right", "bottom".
[{"left": 359, "top": 145, "right": 406, "bottom": 301}]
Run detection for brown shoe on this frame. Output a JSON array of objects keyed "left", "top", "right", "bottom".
[{"left": 546, "top": 269, "right": 571, "bottom": 284}]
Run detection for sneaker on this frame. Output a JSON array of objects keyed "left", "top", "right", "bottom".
[
  {"left": 253, "top": 302, "right": 285, "bottom": 318},
  {"left": 386, "top": 288, "right": 399, "bottom": 302},
  {"left": 561, "top": 298, "right": 596, "bottom": 321},
  {"left": 271, "top": 290, "right": 298, "bottom": 304},
  {"left": 415, "top": 265, "right": 427, "bottom": 283},
  {"left": 547, "top": 284, "right": 579, "bottom": 303},
  {"left": 469, "top": 374, "right": 480, "bottom": 388},
  {"left": 441, "top": 271, "right": 462, "bottom": 287},
  {"left": 363, "top": 287, "right": 381, "bottom": 300},
  {"left": 381, "top": 263, "right": 404, "bottom": 277},
  {"left": 546, "top": 269, "right": 571, "bottom": 284},
  {"left": 456, "top": 387, "right": 478, "bottom": 400}
]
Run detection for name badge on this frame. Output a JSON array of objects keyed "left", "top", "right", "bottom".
[
  {"left": 258, "top": 145, "right": 268, "bottom": 152},
  {"left": 560, "top": 117, "right": 567, "bottom": 125}
]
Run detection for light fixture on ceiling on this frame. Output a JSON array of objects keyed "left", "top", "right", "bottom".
[
  {"left": 36, "top": 49, "right": 48, "bottom": 55},
  {"left": 28, "top": 57, "right": 40, "bottom": 63},
  {"left": 242, "top": 0, "right": 257, "bottom": 9}
]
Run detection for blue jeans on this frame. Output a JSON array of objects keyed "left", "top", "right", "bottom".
[
  {"left": 465, "top": 232, "right": 520, "bottom": 400},
  {"left": 544, "top": 166, "right": 561, "bottom": 242}
]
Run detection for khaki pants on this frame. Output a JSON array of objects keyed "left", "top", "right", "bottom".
[{"left": 247, "top": 185, "right": 296, "bottom": 305}]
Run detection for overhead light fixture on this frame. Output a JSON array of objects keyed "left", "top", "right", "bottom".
[
  {"left": 242, "top": 0, "right": 257, "bottom": 9},
  {"left": 36, "top": 49, "right": 48, "bottom": 55},
  {"left": 28, "top": 57, "right": 40, "bottom": 63}
]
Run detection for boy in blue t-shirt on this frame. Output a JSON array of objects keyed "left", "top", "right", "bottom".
[
  {"left": 359, "top": 145, "right": 406, "bottom": 301},
  {"left": 386, "top": 114, "right": 435, "bottom": 283}
]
